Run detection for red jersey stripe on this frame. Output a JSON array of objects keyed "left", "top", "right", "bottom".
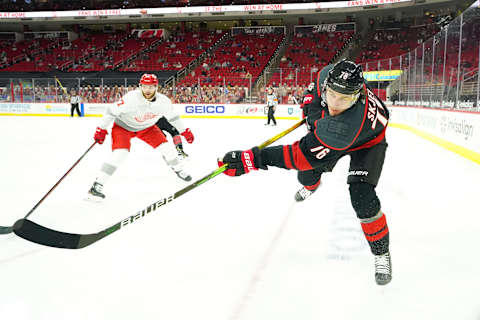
[
  {"left": 283, "top": 145, "right": 294, "bottom": 169},
  {"left": 291, "top": 141, "right": 313, "bottom": 171}
]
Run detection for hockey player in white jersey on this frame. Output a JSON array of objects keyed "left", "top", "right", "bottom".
[{"left": 87, "top": 73, "right": 193, "bottom": 201}]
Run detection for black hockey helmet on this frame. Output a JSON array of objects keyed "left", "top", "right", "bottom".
[{"left": 325, "top": 59, "right": 364, "bottom": 95}]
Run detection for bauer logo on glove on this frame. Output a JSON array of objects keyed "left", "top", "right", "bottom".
[{"left": 217, "top": 147, "right": 267, "bottom": 177}]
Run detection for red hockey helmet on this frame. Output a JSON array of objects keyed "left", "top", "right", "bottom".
[{"left": 139, "top": 74, "right": 158, "bottom": 86}]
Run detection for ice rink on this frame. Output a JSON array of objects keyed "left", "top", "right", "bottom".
[{"left": 1, "top": 115, "right": 479, "bottom": 320}]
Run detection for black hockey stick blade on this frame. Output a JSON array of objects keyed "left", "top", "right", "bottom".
[
  {"left": 0, "top": 142, "right": 97, "bottom": 235},
  {"left": 13, "top": 218, "right": 118, "bottom": 249},
  {"left": 13, "top": 119, "right": 306, "bottom": 249},
  {"left": 12, "top": 167, "right": 224, "bottom": 249}
]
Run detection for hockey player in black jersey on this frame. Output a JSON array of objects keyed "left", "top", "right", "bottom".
[
  {"left": 155, "top": 116, "right": 194, "bottom": 158},
  {"left": 218, "top": 60, "right": 392, "bottom": 285},
  {"left": 300, "top": 82, "right": 315, "bottom": 121}
]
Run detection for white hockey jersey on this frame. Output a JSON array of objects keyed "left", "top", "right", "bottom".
[{"left": 99, "top": 89, "right": 185, "bottom": 133}]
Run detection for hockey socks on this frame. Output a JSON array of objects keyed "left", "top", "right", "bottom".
[
  {"left": 360, "top": 211, "right": 389, "bottom": 255},
  {"left": 95, "top": 149, "right": 129, "bottom": 186},
  {"left": 158, "top": 142, "right": 191, "bottom": 181}
]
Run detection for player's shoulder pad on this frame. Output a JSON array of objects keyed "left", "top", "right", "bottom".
[
  {"left": 119, "top": 89, "right": 138, "bottom": 103},
  {"left": 126, "top": 89, "right": 139, "bottom": 98},
  {"left": 313, "top": 101, "right": 367, "bottom": 150},
  {"left": 155, "top": 93, "right": 173, "bottom": 105}
]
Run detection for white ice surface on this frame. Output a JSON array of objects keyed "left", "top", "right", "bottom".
[{"left": 0, "top": 116, "right": 479, "bottom": 320}]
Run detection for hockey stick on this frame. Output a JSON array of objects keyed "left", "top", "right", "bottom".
[
  {"left": 0, "top": 142, "right": 97, "bottom": 235},
  {"left": 12, "top": 119, "right": 306, "bottom": 249},
  {"left": 55, "top": 77, "right": 69, "bottom": 96}
]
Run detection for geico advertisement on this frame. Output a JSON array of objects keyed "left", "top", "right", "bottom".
[
  {"left": 390, "top": 106, "right": 480, "bottom": 152},
  {"left": 175, "top": 104, "right": 301, "bottom": 118},
  {"left": 1, "top": 103, "right": 302, "bottom": 119}
]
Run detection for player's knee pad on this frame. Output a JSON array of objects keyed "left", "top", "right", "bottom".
[
  {"left": 349, "top": 183, "right": 381, "bottom": 220},
  {"left": 297, "top": 169, "right": 322, "bottom": 188},
  {"left": 105, "top": 148, "right": 129, "bottom": 172}
]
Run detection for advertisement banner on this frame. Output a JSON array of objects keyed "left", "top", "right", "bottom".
[
  {"left": 231, "top": 26, "right": 286, "bottom": 36},
  {"left": 0, "top": 103, "right": 71, "bottom": 115},
  {"left": 0, "top": 103, "right": 32, "bottom": 114},
  {"left": 295, "top": 23, "right": 356, "bottom": 34},
  {"left": 131, "top": 29, "right": 166, "bottom": 39},
  {"left": 84, "top": 104, "right": 107, "bottom": 116},
  {"left": 0, "top": 0, "right": 412, "bottom": 19},
  {"left": 1, "top": 103, "right": 301, "bottom": 119},
  {"left": 175, "top": 104, "right": 301, "bottom": 119},
  {"left": 363, "top": 70, "right": 402, "bottom": 82},
  {"left": 24, "top": 31, "right": 68, "bottom": 40},
  {"left": 390, "top": 106, "right": 480, "bottom": 156}
]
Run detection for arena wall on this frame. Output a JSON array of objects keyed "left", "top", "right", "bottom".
[{"left": 1, "top": 102, "right": 478, "bottom": 163}]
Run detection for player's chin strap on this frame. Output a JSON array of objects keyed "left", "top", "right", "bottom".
[{"left": 12, "top": 119, "right": 306, "bottom": 249}]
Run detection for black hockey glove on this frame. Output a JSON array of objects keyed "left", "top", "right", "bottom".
[{"left": 218, "top": 147, "right": 267, "bottom": 177}]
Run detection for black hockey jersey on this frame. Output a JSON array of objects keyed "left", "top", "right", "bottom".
[{"left": 260, "top": 66, "right": 389, "bottom": 171}]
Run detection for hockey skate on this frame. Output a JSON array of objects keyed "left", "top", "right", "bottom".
[
  {"left": 173, "top": 168, "right": 192, "bottom": 182},
  {"left": 294, "top": 186, "right": 316, "bottom": 202},
  {"left": 176, "top": 145, "right": 189, "bottom": 159},
  {"left": 374, "top": 252, "right": 392, "bottom": 285},
  {"left": 86, "top": 182, "right": 105, "bottom": 201}
]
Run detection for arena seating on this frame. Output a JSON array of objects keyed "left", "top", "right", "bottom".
[
  {"left": 268, "top": 30, "right": 354, "bottom": 88},
  {"left": 0, "top": 32, "right": 130, "bottom": 72},
  {"left": 0, "top": 38, "right": 64, "bottom": 72},
  {"left": 356, "top": 24, "right": 440, "bottom": 70},
  {"left": 179, "top": 32, "right": 285, "bottom": 87},
  {"left": 119, "top": 31, "right": 225, "bottom": 72}
]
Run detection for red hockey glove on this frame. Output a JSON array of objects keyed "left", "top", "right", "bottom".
[
  {"left": 181, "top": 128, "right": 194, "bottom": 143},
  {"left": 217, "top": 147, "right": 267, "bottom": 177},
  {"left": 94, "top": 127, "right": 108, "bottom": 144}
]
